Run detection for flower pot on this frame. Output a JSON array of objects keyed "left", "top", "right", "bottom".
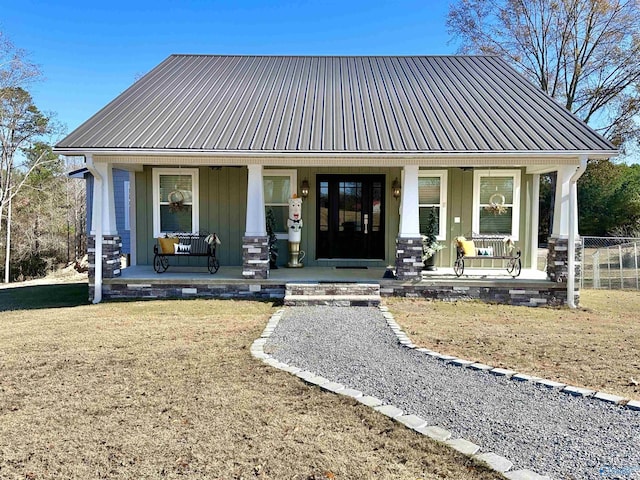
[{"left": 424, "top": 253, "right": 437, "bottom": 271}]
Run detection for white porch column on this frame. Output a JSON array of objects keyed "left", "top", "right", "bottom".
[
  {"left": 128, "top": 172, "right": 137, "bottom": 266},
  {"left": 551, "top": 165, "right": 578, "bottom": 238},
  {"left": 530, "top": 173, "right": 540, "bottom": 270},
  {"left": 395, "top": 165, "right": 424, "bottom": 279},
  {"left": 243, "top": 164, "right": 269, "bottom": 279},
  {"left": 547, "top": 159, "right": 587, "bottom": 308},
  {"left": 245, "top": 164, "right": 267, "bottom": 237},
  {"left": 398, "top": 165, "right": 421, "bottom": 238},
  {"left": 92, "top": 161, "right": 118, "bottom": 236},
  {"left": 86, "top": 157, "right": 122, "bottom": 303}
]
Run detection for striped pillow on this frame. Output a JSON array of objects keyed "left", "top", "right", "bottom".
[{"left": 174, "top": 243, "right": 191, "bottom": 254}]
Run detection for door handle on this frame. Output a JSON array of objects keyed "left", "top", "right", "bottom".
[{"left": 364, "top": 213, "right": 369, "bottom": 234}]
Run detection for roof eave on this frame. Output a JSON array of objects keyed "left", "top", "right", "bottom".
[{"left": 53, "top": 147, "right": 618, "bottom": 161}]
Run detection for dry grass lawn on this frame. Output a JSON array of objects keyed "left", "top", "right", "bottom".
[
  {"left": 0, "top": 289, "right": 501, "bottom": 480},
  {"left": 386, "top": 289, "right": 640, "bottom": 400}
]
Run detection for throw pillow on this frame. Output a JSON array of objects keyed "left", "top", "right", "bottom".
[
  {"left": 174, "top": 243, "right": 192, "bottom": 254},
  {"left": 459, "top": 240, "right": 476, "bottom": 257},
  {"left": 159, "top": 237, "right": 179, "bottom": 254}
]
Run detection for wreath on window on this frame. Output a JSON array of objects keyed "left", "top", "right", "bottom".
[
  {"left": 484, "top": 193, "right": 508, "bottom": 216},
  {"left": 168, "top": 189, "right": 186, "bottom": 213}
]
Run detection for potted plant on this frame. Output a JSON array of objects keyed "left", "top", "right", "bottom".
[
  {"left": 422, "top": 207, "right": 444, "bottom": 271},
  {"left": 265, "top": 208, "right": 279, "bottom": 269}
]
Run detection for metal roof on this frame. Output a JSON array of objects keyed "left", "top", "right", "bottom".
[{"left": 56, "top": 55, "right": 615, "bottom": 154}]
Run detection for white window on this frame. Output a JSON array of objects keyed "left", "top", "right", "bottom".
[
  {"left": 472, "top": 170, "right": 521, "bottom": 240},
  {"left": 152, "top": 168, "right": 199, "bottom": 237},
  {"left": 264, "top": 169, "right": 297, "bottom": 240},
  {"left": 418, "top": 170, "right": 448, "bottom": 241}
]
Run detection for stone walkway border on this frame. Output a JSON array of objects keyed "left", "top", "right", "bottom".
[{"left": 250, "top": 306, "right": 639, "bottom": 480}]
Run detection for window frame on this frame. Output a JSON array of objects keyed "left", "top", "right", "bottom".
[
  {"left": 152, "top": 168, "right": 199, "bottom": 238},
  {"left": 418, "top": 170, "right": 448, "bottom": 241},
  {"left": 263, "top": 169, "right": 297, "bottom": 240},
  {"left": 472, "top": 169, "right": 521, "bottom": 240}
]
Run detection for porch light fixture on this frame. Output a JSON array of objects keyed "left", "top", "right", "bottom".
[
  {"left": 392, "top": 177, "right": 401, "bottom": 199},
  {"left": 300, "top": 179, "right": 310, "bottom": 198}
]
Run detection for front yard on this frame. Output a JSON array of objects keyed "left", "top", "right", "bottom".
[
  {"left": 387, "top": 289, "right": 640, "bottom": 400},
  {"left": 0, "top": 288, "right": 497, "bottom": 480}
]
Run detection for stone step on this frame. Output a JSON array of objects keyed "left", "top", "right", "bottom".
[
  {"left": 284, "top": 283, "right": 381, "bottom": 307},
  {"left": 285, "top": 282, "right": 380, "bottom": 297},
  {"left": 283, "top": 294, "right": 381, "bottom": 307}
]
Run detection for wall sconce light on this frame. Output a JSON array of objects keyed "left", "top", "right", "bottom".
[
  {"left": 392, "top": 177, "right": 401, "bottom": 199},
  {"left": 300, "top": 179, "right": 310, "bottom": 198}
]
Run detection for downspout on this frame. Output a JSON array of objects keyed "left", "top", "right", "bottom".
[
  {"left": 567, "top": 157, "right": 588, "bottom": 308},
  {"left": 85, "top": 154, "right": 103, "bottom": 304}
]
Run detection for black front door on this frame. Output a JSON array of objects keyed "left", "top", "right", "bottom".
[{"left": 317, "top": 175, "right": 385, "bottom": 259}]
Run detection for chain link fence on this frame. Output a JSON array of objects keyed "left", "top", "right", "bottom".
[{"left": 582, "top": 236, "right": 640, "bottom": 290}]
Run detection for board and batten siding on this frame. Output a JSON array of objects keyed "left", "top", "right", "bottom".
[
  {"left": 136, "top": 166, "right": 247, "bottom": 267},
  {"left": 442, "top": 167, "right": 533, "bottom": 269}
]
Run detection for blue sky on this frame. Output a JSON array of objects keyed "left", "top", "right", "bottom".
[{"left": 3, "top": 0, "right": 457, "bottom": 135}]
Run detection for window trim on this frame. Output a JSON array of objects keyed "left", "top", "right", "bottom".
[
  {"left": 152, "top": 168, "right": 199, "bottom": 238},
  {"left": 418, "top": 170, "right": 448, "bottom": 241},
  {"left": 263, "top": 169, "right": 297, "bottom": 240},
  {"left": 472, "top": 169, "right": 521, "bottom": 240}
]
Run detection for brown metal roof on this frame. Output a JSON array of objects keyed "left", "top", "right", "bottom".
[{"left": 56, "top": 55, "right": 615, "bottom": 153}]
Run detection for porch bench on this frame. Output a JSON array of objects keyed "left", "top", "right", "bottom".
[
  {"left": 153, "top": 234, "right": 220, "bottom": 274},
  {"left": 454, "top": 235, "right": 521, "bottom": 277}
]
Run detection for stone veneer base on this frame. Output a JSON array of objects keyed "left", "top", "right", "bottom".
[
  {"left": 102, "top": 277, "right": 571, "bottom": 307},
  {"left": 395, "top": 236, "right": 424, "bottom": 280},
  {"left": 242, "top": 235, "right": 270, "bottom": 279}
]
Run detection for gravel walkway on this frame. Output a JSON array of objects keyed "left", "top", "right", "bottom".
[{"left": 264, "top": 306, "right": 640, "bottom": 480}]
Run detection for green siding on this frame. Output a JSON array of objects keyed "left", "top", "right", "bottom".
[
  {"left": 434, "top": 167, "right": 532, "bottom": 269},
  {"left": 136, "top": 166, "right": 246, "bottom": 267}
]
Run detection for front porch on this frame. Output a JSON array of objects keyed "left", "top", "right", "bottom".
[{"left": 102, "top": 265, "right": 566, "bottom": 307}]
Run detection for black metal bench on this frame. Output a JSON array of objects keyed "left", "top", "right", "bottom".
[
  {"left": 153, "top": 234, "right": 220, "bottom": 274},
  {"left": 454, "top": 235, "right": 521, "bottom": 277}
]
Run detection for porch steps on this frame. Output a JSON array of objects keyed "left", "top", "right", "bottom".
[{"left": 284, "top": 282, "right": 381, "bottom": 307}]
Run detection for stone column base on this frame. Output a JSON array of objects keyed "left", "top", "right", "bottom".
[
  {"left": 395, "top": 236, "right": 424, "bottom": 280},
  {"left": 546, "top": 237, "right": 582, "bottom": 284},
  {"left": 242, "top": 236, "right": 270, "bottom": 279},
  {"left": 88, "top": 234, "right": 122, "bottom": 302}
]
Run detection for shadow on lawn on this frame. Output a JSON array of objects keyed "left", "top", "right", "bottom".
[{"left": 0, "top": 283, "right": 89, "bottom": 311}]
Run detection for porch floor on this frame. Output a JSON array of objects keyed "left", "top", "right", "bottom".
[{"left": 111, "top": 265, "right": 549, "bottom": 284}]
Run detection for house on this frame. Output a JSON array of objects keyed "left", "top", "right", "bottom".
[{"left": 55, "top": 55, "right": 616, "bottom": 305}]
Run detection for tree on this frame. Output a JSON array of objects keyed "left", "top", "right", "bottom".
[
  {"left": 0, "top": 33, "right": 64, "bottom": 282},
  {"left": 578, "top": 159, "right": 640, "bottom": 235},
  {"left": 447, "top": 0, "right": 640, "bottom": 148}
]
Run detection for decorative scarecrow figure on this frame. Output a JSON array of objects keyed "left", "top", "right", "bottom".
[{"left": 286, "top": 194, "right": 305, "bottom": 267}]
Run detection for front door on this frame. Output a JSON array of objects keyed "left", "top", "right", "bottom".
[{"left": 317, "top": 175, "right": 385, "bottom": 259}]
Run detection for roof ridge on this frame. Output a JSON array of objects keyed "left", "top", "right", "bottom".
[{"left": 168, "top": 53, "right": 501, "bottom": 59}]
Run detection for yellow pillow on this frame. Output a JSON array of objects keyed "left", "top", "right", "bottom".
[
  {"left": 459, "top": 240, "right": 476, "bottom": 257},
  {"left": 158, "top": 237, "right": 179, "bottom": 254}
]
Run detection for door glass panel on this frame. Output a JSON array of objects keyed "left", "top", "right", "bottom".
[
  {"left": 372, "top": 181, "right": 382, "bottom": 232},
  {"left": 340, "top": 181, "right": 362, "bottom": 232},
  {"left": 319, "top": 181, "right": 329, "bottom": 231}
]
